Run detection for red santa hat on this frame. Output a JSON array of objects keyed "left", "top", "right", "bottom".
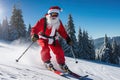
[{"left": 48, "top": 6, "right": 62, "bottom": 14}]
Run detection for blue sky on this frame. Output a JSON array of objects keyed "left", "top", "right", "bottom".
[{"left": 0, "top": 0, "right": 120, "bottom": 39}]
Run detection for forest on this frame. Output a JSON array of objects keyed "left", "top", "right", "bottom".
[{"left": 0, "top": 5, "right": 120, "bottom": 65}]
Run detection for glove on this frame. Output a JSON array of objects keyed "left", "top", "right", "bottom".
[
  {"left": 68, "top": 40, "right": 73, "bottom": 46},
  {"left": 66, "top": 36, "right": 73, "bottom": 46},
  {"left": 31, "top": 34, "right": 39, "bottom": 42}
]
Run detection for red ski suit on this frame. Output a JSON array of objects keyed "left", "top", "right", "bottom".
[{"left": 31, "top": 17, "right": 70, "bottom": 64}]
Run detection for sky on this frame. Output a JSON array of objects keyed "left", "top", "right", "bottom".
[{"left": 0, "top": 0, "right": 120, "bottom": 39}]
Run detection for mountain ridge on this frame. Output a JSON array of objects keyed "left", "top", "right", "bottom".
[{"left": 94, "top": 36, "right": 120, "bottom": 49}]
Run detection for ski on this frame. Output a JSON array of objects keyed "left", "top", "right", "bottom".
[
  {"left": 51, "top": 69, "right": 70, "bottom": 79},
  {"left": 65, "top": 70, "right": 89, "bottom": 80},
  {"left": 45, "top": 67, "right": 88, "bottom": 80},
  {"left": 53, "top": 69, "right": 88, "bottom": 80}
]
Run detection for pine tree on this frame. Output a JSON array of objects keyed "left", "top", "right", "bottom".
[
  {"left": 88, "top": 37, "right": 95, "bottom": 60},
  {"left": 98, "top": 34, "right": 112, "bottom": 63},
  {"left": 26, "top": 24, "right": 32, "bottom": 42},
  {"left": 111, "top": 39, "right": 119, "bottom": 64},
  {"left": 82, "top": 30, "right": 93, "bottom": 59},
  {"left": 67, "top": 14, "right": 77, "bottom": 42},
  {"left": 77, "top": 27, "right": 83, "bottom": 58},
  {"left": 66, "top": 14, "right": 79, "bottom": 58},
  {"left": 9, "top": 5, "right": 26, "bottom": 41},
  {"left": 1, "top": 17, "right": 9, "bottom": 40}
]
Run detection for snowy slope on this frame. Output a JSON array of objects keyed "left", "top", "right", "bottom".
[{"left": 0, "top": 40, "right": 120, "bottom": 80}]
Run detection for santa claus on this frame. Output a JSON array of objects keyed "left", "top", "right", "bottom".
[{"left": 31, "top": 6, "right": 72, "bottom": 72}]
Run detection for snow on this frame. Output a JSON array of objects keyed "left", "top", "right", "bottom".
[{"left": 0, "top": 40, "right": 120, "bottom": 80}]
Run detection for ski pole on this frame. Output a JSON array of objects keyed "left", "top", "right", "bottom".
[
  {"left": 16, "top": 42, "right": 34, "bottom": 62},
  {"left": 70, "top": 46, "right": 78, "bottom": 63}
]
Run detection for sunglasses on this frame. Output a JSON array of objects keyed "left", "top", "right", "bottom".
[{"left": 50, "top": 12, "right": 59, "bottom": 17}]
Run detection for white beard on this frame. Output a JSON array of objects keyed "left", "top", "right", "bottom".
[{"left": 46, "top": 15, "right": 60, "bottom": 30}]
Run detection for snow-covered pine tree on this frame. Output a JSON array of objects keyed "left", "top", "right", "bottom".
[
  {"left": 78, "top": 29, "right": 95, "bottom": 60},
  {"left": 77, "top": 27, "right": 83, "bottom": 58},
  {"left": 98, "top": 34, "right": 112, "bottom": 63},
  {"left": 1, "top": 17, "right": 9, "bottom": 40},
  {"left": 82, "top": 30, "right": 88, "bottom": 59},
  {"left": 82, "top": 30, "right": 95, "bottom": 59},
  {"left": 9, "top": 5, "right": 26, "bottom": 41},
  {"left": 66, "top": 14, "right": 79, "bottom": 58},
  {"left": 88, "top": 37, "right": 95, "bottom": 60},
  {"left": 110, "top": 39, "right": 119, "bottom": 64},
  {"left": 26, "top": 24, "right": 32, "bottom": 42}
]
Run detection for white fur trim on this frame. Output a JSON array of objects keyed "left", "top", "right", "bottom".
[
  {"left": 46, "top": 15, "right": 60, "bottom": 30},
  {"left": 48, "top": 9, "right": 60, "bottom": 14},
  {"left": 48, "top": 26, "right": 56, "bottom": 44},
  {"left": 48, "top": 21, "right": 60, "bottom": 44},
  {"left": 39, "top": 16, "right": 60, "bottom": 44},
  {"left": 38, "top": 35, "right": 47, "bottom": 39}
]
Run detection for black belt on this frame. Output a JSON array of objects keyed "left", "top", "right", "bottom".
[{"left": 41, "top": 34, "right": 56, "bottom": 46}]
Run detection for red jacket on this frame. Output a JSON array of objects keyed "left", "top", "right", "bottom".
[{"left": 31, "top": 17, "right": 70, "bottom": 44}]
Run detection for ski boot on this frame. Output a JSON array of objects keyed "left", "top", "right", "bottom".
[
  {"left": 44, "top": 61, "right": 56, "bottom": 71},
  {"left": 59, "top": 64, "right": 70, "bottom": 73}
]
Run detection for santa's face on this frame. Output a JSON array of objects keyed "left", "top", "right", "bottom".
[{"left": 46, "top": 13, "right": 59, "bottom": 25}]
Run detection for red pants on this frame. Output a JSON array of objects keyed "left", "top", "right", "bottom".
[{"left": 37, "top": 39, "right": 65, "bottom": 64}]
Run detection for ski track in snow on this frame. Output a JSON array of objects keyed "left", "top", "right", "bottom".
[{"left": 0, "top": 41, "right": 120, "bottom": 80}]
